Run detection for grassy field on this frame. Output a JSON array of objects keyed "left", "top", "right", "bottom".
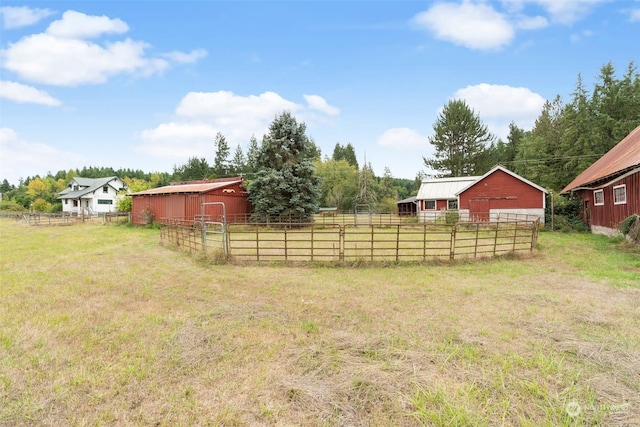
[{"left": 1, "top": 219, "right": 639, "bottom": 426}]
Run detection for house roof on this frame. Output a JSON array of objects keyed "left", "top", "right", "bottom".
[
  {"left": 417, "top": 176, "right": 478, "bottom": 200},
  {"left": 561, "top": 124, "right": 640, "bottom": 193},
  {"left": 396, "top": 196, "right": 417, "bottom": 204},
  {"left": 456, "top": 165, "right": 548, "bottom": 195},
  {"left": 58, "top": 176, "right": 121, "bottom": 199},
  {"left": 130, "top": 179, "right": 242, "bottom": 196}
]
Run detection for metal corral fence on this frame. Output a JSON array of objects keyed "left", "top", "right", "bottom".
[
  {"left": 160, "top": 216, "right": 540, "bottom": 263},
  {"left": 1, "top": 211, "right": 131, "bottom": 226}
]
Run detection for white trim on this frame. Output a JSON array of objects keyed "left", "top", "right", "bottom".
[
  {"left": 423, "top": 200, "right": 436, "bottom": 210},
  {"left": 593, "top": 189, "right": 604, "bottom": 206},
  {"left": 613, "top": 184, "right": 627, "bottom": 205}
]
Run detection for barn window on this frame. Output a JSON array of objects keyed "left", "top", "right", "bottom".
[
  {"left": 613, "top": 185, "right": 626, "bottom": 205},
  {"left": 424, "top": 200, "right": 436, "bottom": 210},
  {"left": 448, "top": 200, "right": 458, "bottom": 210},
  {"left": 593, "top": 189, "right": 604, "bottom": 206}
]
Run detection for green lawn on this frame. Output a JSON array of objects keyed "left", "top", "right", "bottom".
[{"left": 1, "top": 219, "right": 639, "bottom": 426}]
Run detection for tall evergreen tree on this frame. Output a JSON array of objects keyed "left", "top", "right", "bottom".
[
  {"left": 172, "top": 157, "right": 213, "bottom": 181},
  {"left": 247, "top": 112, "right": 321, "bottom": 221},
  {"left": 424, "top": 99, "right": 494, "bottom": 177},
  {"left": 332, "top": 142, "right": 359, "bottom": 169},
  {"left": 355, "top": 161, "right": 378, "bottom": 208},
  {"left": 213, "top": 132, "right": 230, "bottom": 177},
  {"left": 246, "top": 134, "right": 260, "bottom": 175},
  {"left": 230, "top": 145, "right": 246, "bottom": 176}
]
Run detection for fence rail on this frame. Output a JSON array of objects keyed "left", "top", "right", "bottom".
[{"left": 160, "top": 217, "right": 540, "bottom": 263}]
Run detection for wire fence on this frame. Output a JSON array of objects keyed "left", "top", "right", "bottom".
[{"left": 160, "top": 216, "right": 540, "bottom": 263}]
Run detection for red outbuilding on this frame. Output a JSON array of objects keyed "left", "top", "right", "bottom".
[
  {"left": 561, "top": 124, "right": 640, "bottom": 235},
  {"left": 456, "top": 165, "right": 547, "bottom": 222},
  {"left": 130, "top": 177, "right": 251, "bottom": 225}
]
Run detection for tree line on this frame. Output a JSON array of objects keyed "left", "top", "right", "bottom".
[
  {"left": 426, "top": 61, "right": 640, "bottom": 193},
  {"left": 2, "top": 60, "right": 637, "bottom": 216}
]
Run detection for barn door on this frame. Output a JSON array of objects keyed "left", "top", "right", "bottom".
[{"left": 469, "top": 198, "right": 490, "bottom": 222}]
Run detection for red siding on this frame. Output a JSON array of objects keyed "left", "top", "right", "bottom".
[
  {"left": 576, "top": 170, "right": 640, "bottom": 230},
  {"left": 131, "top": 181, "right": 251, "bottom": 225},
  {"left": 459, "top": 170, "right": 544, "bottom": 209}
]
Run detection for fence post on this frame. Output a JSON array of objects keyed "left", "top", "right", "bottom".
[
  {"left": 450, "top": 224, "right": 456, "bottom": 260},
  {"left": 339, "top": 225, "right": 345, "bottom": 262},
  {"left": 396, "top": 224, "right": 400, "bottom": 262},
  {"left": 370, "top": 226, "right": 374, "bottom": 261},
  {"left": 284, "top": 228, "right": 288, "bottom": 261},
  {"left": 493, "top": 222, "right": 499, "bottom": 256},
  {"left": 474, "top": 223, "right": 480, "bottom": 258}
]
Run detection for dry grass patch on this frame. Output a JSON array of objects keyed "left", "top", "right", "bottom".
[{"left": 1, "top": 219, "right": 639, "bottom": 426}]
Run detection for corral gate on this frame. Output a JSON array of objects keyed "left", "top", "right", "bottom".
[
  {"left": 198, "top": 202, "right": 228, "bottom": 254},
  {"left": 354, "top": 203, "right": 371, "bottom": 226}
]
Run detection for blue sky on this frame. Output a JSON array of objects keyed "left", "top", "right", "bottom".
[{"left": 1, "top": 1, "right": 639, "bottom": 186}]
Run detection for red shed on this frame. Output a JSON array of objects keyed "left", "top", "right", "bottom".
[
  {"left": 130, "top": 177, "right": 251, "bottom": 225},
  {"left": 456, "top": 165, "right": 547, "bottom": 222},
  {"left": 561, "top": 124, "right": 640, "bottom": 236}
]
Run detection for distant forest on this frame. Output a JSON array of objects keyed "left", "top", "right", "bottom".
[{"left": 1, "top": 61, "right": 638, "bottom": 214}]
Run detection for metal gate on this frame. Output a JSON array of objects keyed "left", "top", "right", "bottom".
[{"left": 198, "top": 202, "right": 228, "bottom": 254}]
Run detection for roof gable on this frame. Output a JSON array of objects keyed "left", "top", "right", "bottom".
[
  {"left": 562, "top": 124, "right": 640, "bottom": 193},
  {"left": 417, "top": 176, "right": 479, "bottom": 200},
  {"left": 456, "top": 165, "right": 548, "bottom": 195},
  {"left": 58, "top": 176, "right": 122, "bottom": 199}
]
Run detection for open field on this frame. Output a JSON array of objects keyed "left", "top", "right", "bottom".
[{"left": 1, "top": 219, "right": 639, "bottom": 426}]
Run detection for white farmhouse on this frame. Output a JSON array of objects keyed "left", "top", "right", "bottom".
[{"left": 58, "top": 176, "right": 127, "bottom": 215}]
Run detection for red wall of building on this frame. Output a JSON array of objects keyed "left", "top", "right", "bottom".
[
  {"left": 577, "top": 170, "right": 640, "bottom": 230},
  {"left": 131, "top": 181, "right": 251, "bottom": 224},
  {"left": 459, "top": 169, "right": 544, "bottom": 209}
]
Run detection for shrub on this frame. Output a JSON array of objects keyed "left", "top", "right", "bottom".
[
  {"left": 0, "top": 200, "right": 27, "bottom": 212},
  {"left": 619, "top": 214, "right": 638, "bottom": 236}
]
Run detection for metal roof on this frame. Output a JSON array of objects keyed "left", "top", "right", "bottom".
[
  {"left": 562, "top": 124, "right": 640, "bottom": 193},
  {"left": 130, "top": 179, "right": 242, "bottom": 196},
  {"left": 58, "top": 176, "right": 121, "bottom": 199},
  {"left": 396, "top": 196, "right": 417, "bottom": 204},
  {"left": 416, "top": 176, "right": 478, "bottom": 200}
]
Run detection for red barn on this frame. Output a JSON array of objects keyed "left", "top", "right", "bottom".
[
  {"left": 130, "top": 177, "right": 251, "bottom": 225},
  {"left": 456, "top": 165, "right": 547, "bottom": 222},
  {"left": 561, "top": 125, "right": 640, "bottom": 236}
]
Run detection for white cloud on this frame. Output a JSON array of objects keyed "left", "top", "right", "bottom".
[
  {"left": 377, "top": 128, "right": 426, "bottom": 150},
  {"left": 303, "top": 94, "right": 340, "bottom": 116},
  {"left": 516, "top": 15, "right": 548, "bottom": 30},
  {"left": 0, "top": 10, "right": 204, "bottom": 86},
  {"left": 0, "top": 80, "right": 62, "bottom": 106},
  {"left": 176, "top": 90, "right": 300, "bottom": 119},
  {"left": 0, "top": 6, "right": 54, "bottom": 29},
  {"left": 412, "top": 2, "right": 514, "bottom": 50},
  {"left": 629, "top": 8, "right": 640, "bottom": 22},
  {"left": 2, "top": 34, "right": 168, "bottom": 86},
  {"left": 46, "top": 10, "right": 128, "bottom": 39},
  {"left": 570, "top": 29, "right": 595, "bottom": 43},
  {"left": 136, "top": 90, "right": 339, "bottom": 161},
  {"left": 451, "top": 83, "right": 546, "bottom": 138},
  {"left": 0, "top": 128, "right": 84, "bottom": 185},
  {"left": 530, "top": 0, "right": 604, "bottom": 25},
  {"left": 162, "top": 49, "right": 208, "bottom": 63}
]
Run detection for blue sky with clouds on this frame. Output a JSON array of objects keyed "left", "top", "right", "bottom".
[{"left": 1, "top": 1, "right": 639, "bottom": 185}]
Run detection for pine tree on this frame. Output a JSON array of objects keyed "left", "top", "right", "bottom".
[
  {"left": 247, "top": 112, "right": 321, "bottom": 221},
  {"left": 213, "top": 132, "right": 230, "bottom": 177},
  {"left": 246, "top": 134, "right": 260, "bottom": 175},
  {"left": 230, "top": 145, "right": 246, "bottom": 176},
  {"left": 424, "top": 99, "right": 494, "bottom": 177}
]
